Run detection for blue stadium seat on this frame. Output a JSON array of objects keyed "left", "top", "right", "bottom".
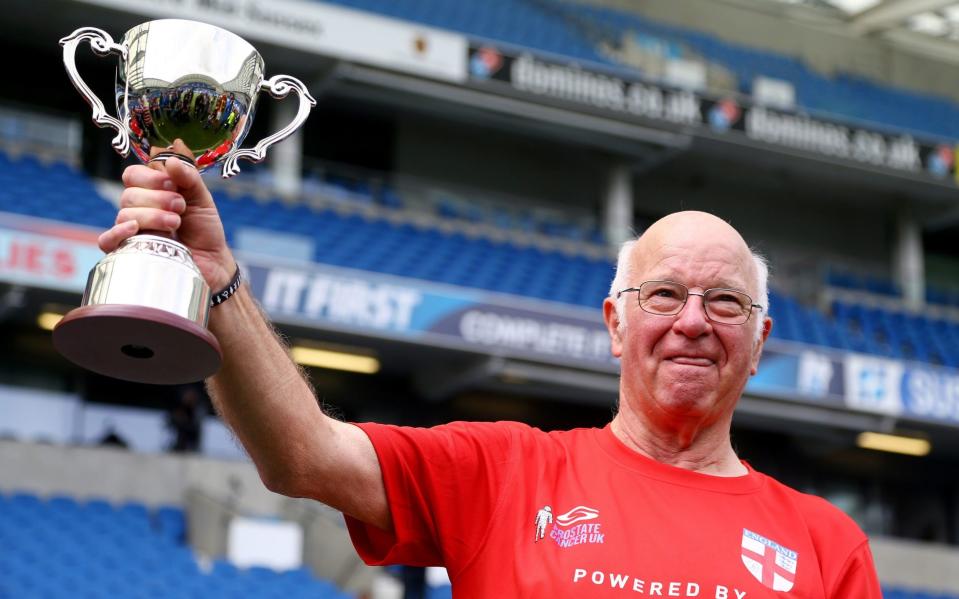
[
  {"left": 155, "top": 505, "right": 187, "bottom": 543},
  {"left": 885, "top": 588, "right": 959, "bottom": 599},
  {"left": 428, "top": 584, "right": 453, "bottom": 599},
  {"left": 379, "top": 186, "right": 404, "bottom": 209},
  {"left": 10, "top": 491, "right": 44, "bottom": 512}
]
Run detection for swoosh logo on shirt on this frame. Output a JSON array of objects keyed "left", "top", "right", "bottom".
[{"left": 556, "top": 506, "right": 599, "bottom": 527}]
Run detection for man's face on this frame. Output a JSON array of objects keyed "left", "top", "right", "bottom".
[{"left": 604, "top": 216, "right": 771, "bottom": 433}]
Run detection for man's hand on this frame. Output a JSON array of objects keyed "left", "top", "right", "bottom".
[{"left": 98, "top": 139, "right": 235, "bottom": 290}]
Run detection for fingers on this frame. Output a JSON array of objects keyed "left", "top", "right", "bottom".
[
  {"left": 97, "top": 206, "right": 182, "bottom": 253},
  {"left": 156, "top": 139, "right": 214, "bottom": 209},
  {"left": 122, "top": 139, "right": 215, "bottom": 210},
  {"left": 119, "top": 186, "right": 186, "bottom": 213},
  {"left": 107, "top": 139, "right": 220, "bottom": 257},
  {"left": 164, "top": 155, "right": 215, "bottom": 209},
  {"left": 116, "top": 206, "right": 181, "bottom": 231},
  {"left": 98, "top": 220, "right": 138, "bottom": 253},
  {"left": 122, "top": 164, "right": 177, "bottom": 191}
]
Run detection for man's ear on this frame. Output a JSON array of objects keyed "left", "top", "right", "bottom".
[
  {"left": 603, "top": 298, "right": 624, "bottom": 358},
  {"left": 750, "top": 316, "right": 773, "bottom": 375}
]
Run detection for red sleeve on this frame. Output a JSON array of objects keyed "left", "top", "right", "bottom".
[
  {"left": 827, "top": 539, "right": 883, "bottom": 599},
  {"left": 788, "top": 488, "right": 883, "bottom": 598},
  {"left": 343, "top": 421, "right": 521, "bottom": 574}
]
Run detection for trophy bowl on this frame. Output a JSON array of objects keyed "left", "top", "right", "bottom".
[{"left": 52, "top": 19, "right": 315, "bottom": 385}]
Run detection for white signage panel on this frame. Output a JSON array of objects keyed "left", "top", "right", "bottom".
[
  {"left": 0, "top": 227, "right": 101, "bottom": 293},
  {"left": 74, "top": 0, "right": 467, "bottom": 82}
]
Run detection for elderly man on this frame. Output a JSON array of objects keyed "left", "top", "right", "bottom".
[{"left": 104, "top": 152, "right": 882, "bottom": 597}]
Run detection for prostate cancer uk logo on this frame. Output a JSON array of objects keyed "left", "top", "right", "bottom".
[
  {"left": 535, "top": 505, "right": 604, "bottom": 548},
  {"left": 740, "top": 528, "right": 798, "bottom": 592}
]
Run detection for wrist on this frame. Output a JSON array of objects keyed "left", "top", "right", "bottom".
[
  {"left": 207, "top": 249, "right": 238, "bottom": 290},
  {"left": 210, "top": 263, "right": 242, "bottom": 307}
]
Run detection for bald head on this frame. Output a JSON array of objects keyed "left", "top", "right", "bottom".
[
  {"left": 642, "top": 211, "right": 749, "bottom": 250},
  {"left": 609, "top": 211, "right": 769, "bottom": 339}
]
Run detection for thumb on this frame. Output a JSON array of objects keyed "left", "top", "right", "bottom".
[{"left": 164, "top": 139, "right": 215, "bottom": 209}]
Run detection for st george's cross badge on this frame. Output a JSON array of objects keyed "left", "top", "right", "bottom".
[{"left": 740, "top": 528, "right": 798, "bottom": 592}]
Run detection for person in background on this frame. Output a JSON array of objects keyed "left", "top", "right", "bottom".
[{"left": 167, "top": 385, "right": 203, "bottom": 453}]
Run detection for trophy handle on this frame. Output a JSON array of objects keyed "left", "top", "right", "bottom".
[
  {"left": 221, "top": 75, "right": 317, "bottom": 178},
  {"left": 60, "top": 27, "right": 130, "bottom": 157}
]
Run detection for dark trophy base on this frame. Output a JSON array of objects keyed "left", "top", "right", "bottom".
[{"left": 53, "top": 304, "right": 222, "bottom": 385}]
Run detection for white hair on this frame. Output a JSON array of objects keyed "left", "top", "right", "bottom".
[{"left": 608, "top": 239, "right": 770, "bottom": 342}]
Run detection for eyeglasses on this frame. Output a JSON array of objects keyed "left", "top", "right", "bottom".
[{"left": 616, "top": 280, "right": 764, "bottom": 325}]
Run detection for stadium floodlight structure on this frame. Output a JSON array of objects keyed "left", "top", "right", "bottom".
[
  {"left": 759, "top": 0, "right": 959, "bottom": 57},
  {"left": 849, "top": 0, "right": 957, "bottom": 33}
]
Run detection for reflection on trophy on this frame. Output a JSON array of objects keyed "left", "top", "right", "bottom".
[{"left": 52, "top": 19, "right": 316, "bottom": 384}]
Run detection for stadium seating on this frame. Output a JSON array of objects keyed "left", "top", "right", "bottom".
[
  {"left": 928, "top": 285, "right": 959, "bottom": 307},
  {"left": 212, "top": 189, "right": 614, "bottom": 307},
  {"left": 884, "top": 590, "right": 959, "bottom": 599},
  {"left": 826, "top": 267, "right": 902, "bottom": 298},
  {"left": 0, "top": 490, "right": 952, "bottom": 598},
  {"left": 183, "top": 188, "right": 959, "bottom": 368},
  {"left": 819, "top": 266, "right": 959, "bottom": 365},
  {"left": 0, "top": 490, "right": 352, "bottom": 598},
  {"left": 0, "top": 153, "right": 602, "bottom": 308},
  {"left": 0, "top": 154, "right": 115, "bottom": 229},
  {"left": 827, "top": 265, "right": 959, "bottom": 308},
  {"left": 768, "top": 287, "right": 959, "bottom": 367},
  {"left": 2, "top": 152, "right": 957, "bottom": 368},
  {"left": 831, "top": 301, "right": 958, "bottom": 365},
  {"left": 561, "top": 2, "right": 959, "bottom": 138},
  {"left": 300, "top": 166, "right": 601, "bottom": 243},
  {"left": 319, "top": 0, "right": 959, "bottom": 139},
  {"left": 326, "top": 0, "right": 606, "bottom": 65}
]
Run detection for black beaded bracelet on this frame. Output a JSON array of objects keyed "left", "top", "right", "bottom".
[{"left": 210, "top": 264, "right": 242, "bottom": 307}]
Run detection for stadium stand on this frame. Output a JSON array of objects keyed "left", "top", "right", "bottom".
[
  {"left": 0, "top": 150, "right": 615, "bottom": 306},
  {"left": 0, "top": 490, "right": 351, "bottom": 598},
  {"left": 0, "top": 153, "right": 115, "bottom": 230},
  {"left": 827, "top": 265, "right": 959, "bottom": 309},
  {"left": 555, "top": 1, "right": 959, "bottom": 139},
  {"left": 0, "top": 488, "right": 954, "bottom": 598},
  {"left": 298, "top": 162, "right": 603, "bottom": 243},
  {"left": 3, "top": 150, "right": 958, "bottom": 369},
  {"left": 326, "top": 0, "right": 607, "bottom": 65},
  {"left": 884, "top": 591, "right": 956, "bottom": 599},
  {"left": 216, "top": 193, "right": 612, "bottom": 305},
  {"left": 320, "top": 0, "right": 959, "bottom": 139}
]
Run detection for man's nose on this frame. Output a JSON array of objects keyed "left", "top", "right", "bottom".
[{"left": 672, "top": 293, "right": 711, "bottom": 337}]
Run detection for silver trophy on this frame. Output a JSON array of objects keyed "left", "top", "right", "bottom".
[{"left": 53, "top": 19, "right": 316, "bottom": 384}]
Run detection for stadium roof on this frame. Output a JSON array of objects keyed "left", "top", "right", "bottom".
[{"left": 765, "top": 0, "right": 959, "bottom": 58}]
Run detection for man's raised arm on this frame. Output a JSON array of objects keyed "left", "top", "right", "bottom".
[{"left": 99, "top": 153, "right": 390, "bottom": 530}]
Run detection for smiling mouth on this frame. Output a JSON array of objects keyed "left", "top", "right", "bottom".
[{"left": 668, "top": 357, "right": 715, "bottom": 366}]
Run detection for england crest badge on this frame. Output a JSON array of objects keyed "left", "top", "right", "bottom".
[{"left": 740, "top": 528, "right": 798, "bottom": 592}]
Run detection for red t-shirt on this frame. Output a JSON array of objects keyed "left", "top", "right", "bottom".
[{"left": 345, "top": 421, "right": 882, "bottom": 598}]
